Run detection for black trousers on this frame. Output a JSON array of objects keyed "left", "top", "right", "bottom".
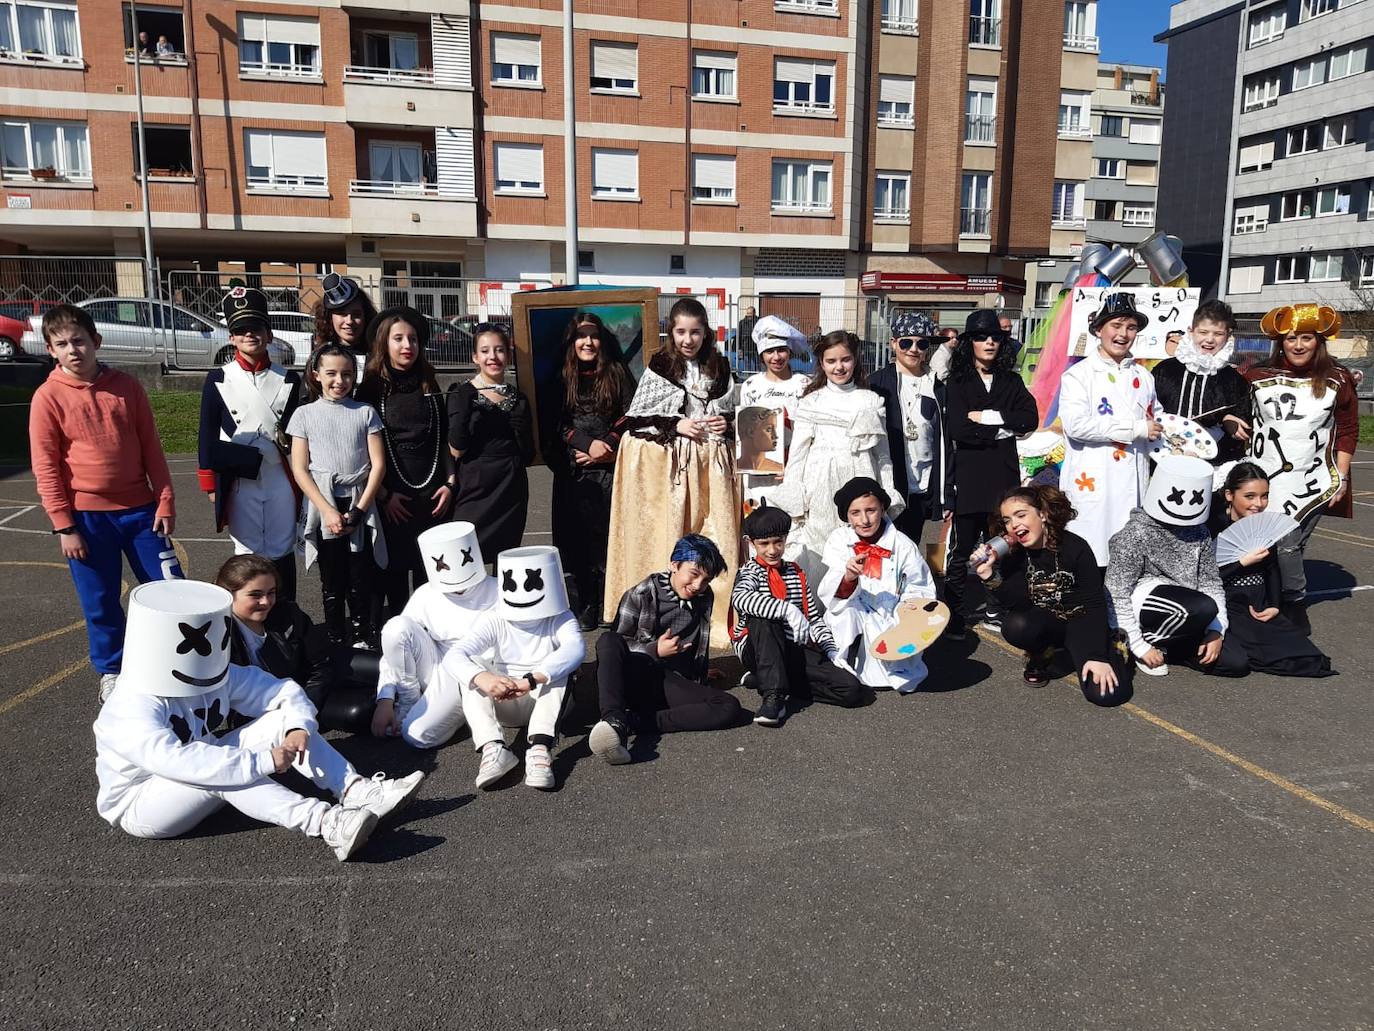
[
  {"left": 944, "top": 511, "right": 991, "bottom": 621},
  {"left": 270, "top": 552, "right": 297, "bottom": 605},
  {"left": 892, "top": 491, "right": 929, "bottom": 544},
  {"left": 1001, "top": 606, "right": 1133, "bottom": 707},
  {"left": 378, "top": 482, "right": 443, "bottom": 617},
  {"left": 739, "top": 617, "right": 874, "bottom": 708},
  {"left": 596, "top": 633, "right": 744, "bottom": 734},
  {"left": 314, "top": 495, "right": 379, "bottom": 642},
  {"left": 1137, "top": 585, "right": 1218, "bottom": 661}
]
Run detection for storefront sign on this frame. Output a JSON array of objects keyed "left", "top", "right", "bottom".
[{"left": 861, "top": 271, "right": 1026, "bottom": 294}]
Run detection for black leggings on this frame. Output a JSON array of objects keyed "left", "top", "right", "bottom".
[
  {"left": 1137, "top": 585, "right": 1217, "bottom": 659},
  {"left": 944, "top": 511, "right": 990, "bottom": 620},
  {"left": 596, "top": 633, "right": 745, "bottom": 734},
  {"left": 1001, "top": 606, "right": 1133, "bottom": 707}
]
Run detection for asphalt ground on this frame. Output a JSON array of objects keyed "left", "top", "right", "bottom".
[{"left": 0, "top": 453, "right": 1371, "bottom": 1030}]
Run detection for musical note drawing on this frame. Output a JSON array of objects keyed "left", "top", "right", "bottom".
[{"left": 1157, "top": 306, "right": 1179, "bottom": 323}]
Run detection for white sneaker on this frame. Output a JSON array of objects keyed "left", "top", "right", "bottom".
[
  {"left": 524, "top": 744, "right": 555, "bottom": 790},
  {"left": 588, "top": 719, "right": 631, "bottom": 765},
  {"left": 98, "top": 673, "right": 119, "bottom": 703},
  {"left": 320, "top": 805, "right": 378, "bottom": 862},
  {"left": 1135, "top": 659, "right": 1170, "bottom": 677},
  {"left": 344, "top": 771, "right": 425, "bottom": 822},
  {"left": 475, "top": 741, "right": 519, "bottom": 789}
]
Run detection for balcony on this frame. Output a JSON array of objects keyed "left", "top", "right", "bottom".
[
  {"left": 878, "top": 111, "right": 915, "bottom": 129},
  {"left": 965, "top": 114, "right": 996, "bottom": 144},
  {"left": 874, "top": 206, "right": 910, "bottom": 224},
  {"left": 349, "top": 185, "right": 477, "bottom": 236},
  {"left": 775, "top": 0, "right": 838, "bottom": 13},
  {"left": 344, "top": 75, "right": 472, "bottom": 128},
  {"left": 1051, "top": 214, "right": 1087, "bottom": 229},
  {"left": 881, "top": 15, "right": 918, "bottom": 34},
  {"left": 1, "top": 164, "right": 92, "bottom": 185},
  {"left": 1063, "top": 32, "right": 1099, "bottom": 51},
  {"left": 242, "top": 59, "right": 321, "bottom": 80},
  {"left": 960, "top": 207, "right": 990, "bottom": 236},
  {"left": 344, "top": 64, "right": 435, "bottom": 85},
  {"left": 1058, "top": 121, "right": 1092, "bottom": 140},
  {"left": 247, "top": 173, "right": 327, "bottom": 196},
  {"left": 969, "top": 16, "right": 1000, "bottom": 46},
  {"left": 771, "top": 199, "right": 831, "bottom": 215}
]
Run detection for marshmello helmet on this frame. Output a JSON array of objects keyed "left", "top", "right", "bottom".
[
  {"left": 496, "top": 546, "right": 570, "bottom": 622},
  {"left": 118, "top": 580, "right": 234, "bottom": 698},
  {"left": 1145, "top": 454, "right": 1214, "bottom": 527},
  {"left": 418, "top": 521, "right": 486, "bottom": 594}
]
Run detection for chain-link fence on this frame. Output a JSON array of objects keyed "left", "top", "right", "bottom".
[
  {"left": 723, "top": 295, "right": 891, "bottom": 377},
  {"left": 1, "top": 256, "right": 153, "bottom": 358}
]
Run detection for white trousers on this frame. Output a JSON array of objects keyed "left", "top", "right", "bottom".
[
  {"left": 461, "top": 678, "right": 567, "bottom": 750},
  {"left": 379, "top": 615, "right": 467, "bottom": 750},
  {"left": 828, "top": 606, "right": 928, "bottom": 694},
  {"left": 228, "top": 456, "right": 297, "bottom": 560},
  {"left": 116, "top": 709, "right": 358, "bottom": 840}
]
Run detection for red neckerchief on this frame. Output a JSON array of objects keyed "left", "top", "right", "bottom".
[
  {"left": 234, "top": 351, "right": 270, "bottom": 373},
  {"left": 852, "top": 538, "right": 891, "bottom": 579},
  {"left": 753, "top": 556, "right": 812, "bottom": 618}
]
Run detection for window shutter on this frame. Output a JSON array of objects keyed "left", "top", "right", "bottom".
[
  {"left": 495, "top": 142, "right": 543, "bottom": 185},
  {"left": 245, "top": 129, "right": 273, "bottom": 169},
  {"left": 879, "top": 75, "right": 913, "bottom": 104},
  {"left": 694, "top": 50, "right": 735, "bottom": 71},
  {"left": 432, "top": 14, "right": 471, "bottom": 88},
  {"left": 492, "top": 33, "right": 540, "bottom": 66},
  {"left": 1228, "top": 265, "right": 1264, "bottom": 295},
  {"left": 591, "top": 41, "right": 637, "bottom": 81},
  {"left": 775, "top": 58, "right": 817, "bottom": 83},
  {"left": 263, "top": 15, "right": 319, "bottom": 46},
  {"left": 237, "top": 13, "right": 266, "bottom": 43},
  {"left": 1129, "top": 119, "right": 1161, "bottom": 144},
  {"left": 592, "top": 148, "right": 637, "bottom": 192},
  {"left": 692, "top": 154, "right": 734, "bottom": 190},
  {"left": 271, "top": 132, "right": 326, "bottom": 177},
  {"left": 434, "top": 128, "right": 475, "bottom": 198}
]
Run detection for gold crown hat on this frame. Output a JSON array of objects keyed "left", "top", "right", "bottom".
[{"left": 1259, "top": 303, "right": 1342, "bottom": 341}]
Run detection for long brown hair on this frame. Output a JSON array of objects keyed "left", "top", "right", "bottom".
[
  {"left": 989, "top": 485, "right": 1077, "bottom": 550},
  {"left": 312, "top": 294, "right": 378, "bottom": 349},
  {"left": 661, "top": 297, "right": 730, "bottom": 385},
  {"left": 561, "top": 311, "right": 631, "bottom": 415},
  {"left": 802, "top": 331, "right": 868, "bottom": 397},
  {"left": 215, "top": 554, "right": 279, "bottom": 594},
  {"left": 357, "top": 313, "right": 441, "bottom": 402},
  {"left": 1268, "top": 332, "right": 1340, "bottom": 399}
]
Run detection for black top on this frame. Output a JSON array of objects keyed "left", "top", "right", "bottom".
[
  {"left": 448, "top": 381, "right": 535, "bottom": 465},
  {"left": 987, "top": 530, "right": 1112, "bottom": 662},
  {"left": 365, "top": 368, "right": 451, "bottom": 493},
  {"left": 1207, "top": 505, "right": 1281, "bottom": 610},
  {"left": 868, "top": 362, "right": 952, "bottom": 517},
  {"left": 228, "top": 601, "right": 333, "bottom": 709},
  {"left": 557, "top": 370, "right": 636, "bottom": 479},
  {"left": 1152, "top": 358, "right": 1252, "bottom": 464},
  {"left": 944, "top": 369, "right": 1039, "bottom": 514}
]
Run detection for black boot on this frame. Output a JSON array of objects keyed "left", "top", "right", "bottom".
[
  {"left": 322, "top": 587, "right": 347, "bottom": 646},
  {"left": 271, "top": 552, "right": 298, "bottom": 604}
]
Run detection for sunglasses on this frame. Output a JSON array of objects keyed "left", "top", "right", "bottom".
[{"left": 896, "top": 337, "right": 932, "bottom": 352}]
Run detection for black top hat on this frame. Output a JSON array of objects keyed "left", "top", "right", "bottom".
[
  {"left": 1089, "top": 292, "right": 1149, "bottom": 334},
  {"left": 959, "top": 308, "right": 1008, "bottom": 346},
  {"left": 221, "top": 286, "right": 270, "bottom": 331},
  {"left": 321, "top": 272, "right": 362, "bottom": 311},
  {"left": 367, "top": 306, "right": 430, "bottom": 350}
]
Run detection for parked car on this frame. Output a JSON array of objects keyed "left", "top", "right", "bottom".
[
  {"left": 217, "top": 310, "right": 310, "bottom": 365},
  {"left": 0, "top": 311, "right": 49, "bottom": 363}
]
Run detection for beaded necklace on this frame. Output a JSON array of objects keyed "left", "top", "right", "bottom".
[{"left": 379, "top": 388, "right": 442, "bottom": 492}]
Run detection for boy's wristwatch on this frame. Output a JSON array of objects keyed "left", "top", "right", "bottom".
[
  {"left": 52, "top": 526, "right": 76, "bottom": 535},
  {"left": 523, "top": 672, "right": 539, "bottom": 691}
]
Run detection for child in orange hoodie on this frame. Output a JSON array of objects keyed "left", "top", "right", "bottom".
[{"left": 27, "top": 304, "right": 182, "bottom": 702}]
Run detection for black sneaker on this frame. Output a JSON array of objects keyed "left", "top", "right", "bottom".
[
  {"left": 944, "top": 617, "right": 968, "bottom": 642},
  {"left": 754, "top": 693, "right": 786, "bottom": 726},
  {"left": 978, "top": 608, "right": 1003, "bottom": 632}
]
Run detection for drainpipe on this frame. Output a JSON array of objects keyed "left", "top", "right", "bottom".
[
  {"left": 562, "top": 0, "right": 578, "bottom": 285},
  {"left": 183, "top": 0, "right": 208, "bottom": 230}
]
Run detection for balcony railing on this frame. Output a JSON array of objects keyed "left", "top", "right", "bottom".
[
  {"left": 343, "top": 64, "right": 435, "bottom": 85},
  {"left": 969, "top": 15, "right": 1000, "bottom": 46},
  {"left": 881, "top": 15, "right": 918, "bottom": 34},
  {"left": 774, "top": 99, "right": 836, "bottom": 116},
  {"left": 0, "top": 48, "right": 83, "bottom": 67},
  {"left": 350, "top": 179, "right": 442, "bottom": 197},
  {"left": 1, "top": 165, "right": 91, "bottom": 183},
  {"left": 241, "top": 59, "right": 320, "bottom": 78},
  {"left": 1063, "top": 33, "right": 1099, "bottom": 51},
  {"left": 247, "top": 174, "right": 327, "bottom": 193},
  {"left": 965, "top": 113, "right": 996, "bottom": 143},
  {"left": 960, "top": 207, "right": 990, "bottom": 236},
  {"left": 1129, "top": 87, "right": 1164, "bottom": 106},
  {"left": 878, "top": 111, "right": 915, "bottom": 128},
  {"left": 1058, "top": 121, "right": 1092, "bottom": 139},
  {"left": 772, "top": 198, "right": 832, "bottom": 214},
  {"left": 1233, "top": 218, "right": 1268, "bottom": 235},
  {"left": 1051, "top": 214, "right": 1087, "bottom": 229},
  {"left": 874, "top": 206, "right": 911, "bottom": 222},
  {"left": 775, "top": 0, "right": 838, "bottom": 12},
  {"left": 1122, "top": 212, "right": 1156, "bottom": 228}
]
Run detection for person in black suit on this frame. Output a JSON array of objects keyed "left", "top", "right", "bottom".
[{"left": 942, "top": 308, "right": 1039, "bottom": 639}]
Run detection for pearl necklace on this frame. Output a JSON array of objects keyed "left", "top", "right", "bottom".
[{"left": 379, "top": 390, "right": 442, "bottom": 492}]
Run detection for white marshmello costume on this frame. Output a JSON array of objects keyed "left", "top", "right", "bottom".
[
  {"left": 818, "top": 519, "right": 936, "bottom": 693},
  {"left": 93, "top": 580, "right": 367, "bottom": 839},
  {"left": 444, "top": 546, "right": 586, "bottom": 749},
  {"left": 376, "top": 521, "right": 498, "bottom": 748}
]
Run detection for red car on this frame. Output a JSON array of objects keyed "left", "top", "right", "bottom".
[{"left": 0, "top": 312, "right": 32, "bottom": 360}]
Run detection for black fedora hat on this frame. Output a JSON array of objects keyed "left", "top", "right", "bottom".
[
  {"left": 1089, "top": 292, "right": 1149, "bottom": 334},
  {"left": 367, "top": 305, "right": 430, "bottom": 349},
  {"left": 958, "top": 308, "right": 1009, "bottom": 346}
]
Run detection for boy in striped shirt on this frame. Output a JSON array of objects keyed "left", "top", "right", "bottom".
[{"left": 731, "top": 506, "right": 874, "bottom": 726}]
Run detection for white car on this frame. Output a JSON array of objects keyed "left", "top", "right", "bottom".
[{"left": 218, "top": 310, "right": 313, "bottom": 366}]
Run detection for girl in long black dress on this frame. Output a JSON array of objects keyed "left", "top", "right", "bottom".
[
  {"left": 1207, "top": 462, "right": 1335, "bottom": 678},
  {"left": 357, "top": 307, "right": 454, "bottom": 615},
  {"left": 551, "top": 312, "right": 635, "bottom": 630},
  {"left": 449, "top": 322, "right": 533, "bottom": 559}
]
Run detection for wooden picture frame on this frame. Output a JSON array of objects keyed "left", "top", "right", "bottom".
[{"left": 511, "top": 286, "right": 661, "bottom": 466}]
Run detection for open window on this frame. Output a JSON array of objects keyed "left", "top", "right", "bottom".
[
  {"left": 131, "top": 124, "right": 192, "bottom": 178},
  {"left": 123, "top": 4, "right": 184, "bottom": 60}
]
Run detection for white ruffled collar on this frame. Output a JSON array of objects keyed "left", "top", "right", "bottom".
[
  {"left": 1175, "top": 335, "right": 1235, "bottom": 375},
  {"left": 825, "top": 379, "right": 857, "bottom": 394}
]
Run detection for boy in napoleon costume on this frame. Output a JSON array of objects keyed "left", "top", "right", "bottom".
[{"left": 197, "top": 287, "right": 304, "bottom": 599}]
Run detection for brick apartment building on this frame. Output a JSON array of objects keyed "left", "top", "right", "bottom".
[{"left": 0, "top": 0, "right": 1102, "bottom": 331}]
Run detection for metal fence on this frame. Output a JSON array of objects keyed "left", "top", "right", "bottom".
[
  {"left": 0, "top": 255, "right": 149, "bottom": 324},
  {"left": 722, "top": 294, "right": 891, "bottom": 376}
]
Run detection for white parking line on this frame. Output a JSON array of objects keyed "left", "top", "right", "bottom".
[
  {"left": 1307, "top": 585, "right": 1374, "bottom": 599},
  {"left": 0, "top": 505, "right": 35, "bottom": 527}
]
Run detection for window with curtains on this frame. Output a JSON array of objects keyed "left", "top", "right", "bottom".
[
  {"left": 1291, "top": 55, "right": 1325, "bottom": 91},
  {"left": 692, "top": 50, "right": 736, "bottom": 100},
  {"left": 873, "top": 172, "right": 910, "bottom": 221},
  {"left": 1051, "top": 181, "right": 1084, "bottom": 226},
  {"left": 877, "top": 75, "right": 915, "bottom": 127},
  {"left": 367, "top": 141, "right": 423, "bottom": 192},
  {"left": 363, "top": 32, "right": 417, "bottom": 71},
  {"left": 1315, "top": 184, "right": 1351, "bottom": 217},
  {"left": 960, "top": 172, "right": 991, "bottom": 235},
  {"left": 1328, "top": 41, "right": 1367, "bottom": 81},
  {"left": 0, "top": 1, "right": 80, "bottom": 63},
  {"left": 493, "top": 142, "right": 543, "bottom": 194},
  {"left": 491, "top": 32, "right": 540, "bottom": 85},
  {"left": 1324, "top": 114, "right": 1355, "bottom": 149},
  {"left": 1242, "top": 72, "right": 1279, "bottom": 111},
  {"left": 0, "top": 119, "right": 89, "bottom": 179},
  {"left": 591, "top": 147, "right": 638, "bottom": 198},
  {"left": 1063, "top": 1, "right": 1097, "bottom": 49},
  {"left": 590, "top": 41, "right": 637, "bottom": 93},
  {"left": 965, "top": 78, "right": 996, "bottom": 143},
  {"left": 238, "top": 13, "right": 319, "bottom": 77},
  {"left": 770, "top": 159, "right": 831, "bottom": 212},
  {"left": 773, "top": 58, "right": 835, "bottom": 114},
  {"left": 244, "top": 129, "right": 327, "bottom": 192},
  {"left": 1308, "top": 253, "right": 1343, "bottom": 282},
  {"left": 881, "top": 0, "right": 917, "bottom": 34},
  {"left": 691, "top": 154, "right": 735, "bottom": 201},
  {"left": 1246, "top": 3, "right": 1285, "bottom": 47}
]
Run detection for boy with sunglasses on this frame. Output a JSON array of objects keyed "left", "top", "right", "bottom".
[{"left": 868, "top": 311, "right": 951, "bottom": 541}]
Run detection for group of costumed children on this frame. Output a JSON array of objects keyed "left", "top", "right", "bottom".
[{"left": 28, "top": 280, "right": 1347, "bottom": 861}]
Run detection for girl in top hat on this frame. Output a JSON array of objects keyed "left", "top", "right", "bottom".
[
  {"left": 356, "top": 307, "right": 454, "bottom": 615},
  {"left": 942, "top": 309, "right": 1039, "bottom": 639},
  {"left": 312, "top": 273, "right": 377, "bottom": 369},
  {"left": 1059, "top": 292, "right": 1164, "bottom": 569},
  {"left": 550, "top": 312, "right": 635, "bottom": 630},
  {"left": 737, "top": 315, "right": 809, "bottom": 518},
  {"left": 1243, "top": 304, "right": 1358, "bottom": 633}
]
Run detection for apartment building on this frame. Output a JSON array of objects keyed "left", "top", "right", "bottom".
[
  {"left": 1026, "top": 60, "right": 1164, "bottom": 312},
  {"left": 1158, "top": 0, "right": 1374, "bottom": 328}
]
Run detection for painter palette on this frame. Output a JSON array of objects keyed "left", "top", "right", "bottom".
[
  {"left": 1149, "top": 412, "right": 1217, "bottom": 461},
  {"left": 871, "top": 599, "right": 950, "bottom": 662}
]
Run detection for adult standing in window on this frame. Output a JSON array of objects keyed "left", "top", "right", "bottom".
[{"left": 312, "top": 272, "right": 378, "bottom": 373}]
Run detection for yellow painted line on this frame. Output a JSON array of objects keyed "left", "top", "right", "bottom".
[
  {"left": 0, "top": 657, "right": 88, "bottom": 718},
  {"left": 1316, "top": 524, "right": 1372, "bottom": 542},
  {"left": 0, "top": 564, "right": 126, "bottom": 658}
]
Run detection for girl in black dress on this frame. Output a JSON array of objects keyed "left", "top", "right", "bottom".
[
  {"left": 973, "top": 485, "right": 1132, "bottom": 706},
  {"left": 357, "top": 307, "right": 454, "bottom": 615},
  {"left": 551, "top": 311, "right": 635, "bottom": 630},
  {"left": 1207, "top": 463, "right": 1335, "bottom": 678},
  {"left": 943, "top": 308, "right": 1039, "bottom": 638},
  {"left": 449, "top": 322, "right": 534, "bottom": 559}
]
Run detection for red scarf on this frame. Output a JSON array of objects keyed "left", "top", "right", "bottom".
[
  {"left": 234, "top": 350, "right": 271, "bottom": 372},
  {"left": 852, "top": 539, "right": 891, "bottom": 579},
  {"left": 754, "top": 557, "right": 812, "bottom": 618}
]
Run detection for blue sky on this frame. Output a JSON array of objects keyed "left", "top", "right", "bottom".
[{"left": 1097, "top": 0, "right": 1174, "bottom": 74}]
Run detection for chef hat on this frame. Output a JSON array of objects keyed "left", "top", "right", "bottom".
[
  {"left": 118, "top": 580, "right": 234, "bottom": 698},
  {"left": 751, "top": 315, "right": 806, "bottom": 356},
  {"left": 418, "top": 522, "right": 486, "bottom": 595},
  {"left": 1144, "top": 455, "right": 1214, "bottom": 527},
  {"left": 496, "top": 546, "right": 570, "bottom": 622}
]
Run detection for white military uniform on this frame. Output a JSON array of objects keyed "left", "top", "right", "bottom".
[{"left": 216, "top": 359, "right": 297, "bottom": 560}]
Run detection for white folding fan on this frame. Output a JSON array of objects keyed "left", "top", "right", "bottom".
[{"left": 1214, "top": 511, "right": 1299, "bottom": 566}]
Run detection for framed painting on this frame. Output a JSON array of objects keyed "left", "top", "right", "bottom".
[{"left": 511, "top": 286, "right": 661, "bottom": 466}]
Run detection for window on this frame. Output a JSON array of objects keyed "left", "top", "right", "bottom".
[
  {"left": 1128, "top": 118, "right": 1161, "bottom": 145},
  {"left": 960, "top": 172, "right": 991, "bottom": 235},
  {"left": 969, "top": 0, "right": 1000, "bottom": 46},
  {"left": 1316, "top": 185, "right": 1351, "bottom": 216},
  {"left": 669, "top": 254, "right": 686, "bottom": 274},
  {"left": 1361, "top": 254, "right": 1374, "bottom": 285},
  {"left": 771, "top": 159, "right": 831, "bottom": 213},
  {"left": 1099, "top": 114, "right": 1124, "bottom": 137},
  {"left": 1301, "top": 0, "right": 1337, "bottom": 20},
  {"left": 691, "top": 153, "right": 735, "bottom": 202},
  {"left": 132, "top": 124, "right": 192, "bottom": 177},
  {"left": 965, "top": 77, "right": 996, "bottom": 143},
  {"left": 1091, "top": 199, "right": 1119, "bottom": 221},
  {"left": 591, "top": 147, "right": 637, "bottom": 198},
  {"left": 1051, "top": 181, "right": 1084, "bottom": 227},
  {"left": 238, "top": 14, "right": 319, "bottom": 77},
  {"left": 877, "top": 75, "right": 915, "bottom": 127},
  {"left": 1122, "top": 204, "right": 1154, "bottom": 227},
  {"left": 1324, "top": 114, "right": 1355, "bottom": 149},
  {"left": 1328, "top": 42, "right": 1367, "bottom": 81},
  {"left": 881, "top": 0, "right": 917, "bottom": 34},
  {"left": 1229, "top": 264, "right": 1265, "bottom": 294},
  {"left": 1243, "top": 73, "right": 1280, "bottom": 111},
  {"left": 493, "top": 142, "right": 543, "bottom": 194},
  {"left": 0, "top": 119, "right": 89, "bottom": 180},
  {"left": 1247, "top": 3, "right": 1285, "bottom": 47},
  {"left": 775, "top": 0, "right": 838, "bottom": 12},
  {"left": 1287, "top": 123, "right": 1320, "bottom": 156},
  {"left": 361, "top": 31, "right": 417, "bottom": 72},
  {"left": 773, "top": 58, "right": 834, "bottom": 114},
  {"left": 1058, "top": 90, "right": 1091, "bottom": 136},
  {"left": 1233, "top": 202, "right": 1269, "bottom": 234},
  {"left": 122, "top": 4, "right": 183, "bottom": 58},
  {"left": 1238, "top": 137, "right": 1275, "bottom": 172},
  {"left": 1094, "top": 157, "right": 1123, "bottom": 179},
  {"left": 1291, "top": 56, "right": 1325, "bottom": 91},
  {"left": 590, "top": 41, "right": 637, "bottom": 94},
  {"left": 1275, "top": 255, "right": 1304, "bottom": 283},
  {"left": 1125, "top": 161, "right": 1157, "bottom": 187},
  {"left": 577, "top": 250, "right": 595, "bottom": 273},
  {"left": 0, "top": 1, "right": 80, "bottom": 63},
  {"left": 874, "top": 172, "right": 910, "bottom": 221},
  {"left": 1034, "top": 281, "right": 1057, "bottom": 309},
  {"left": 364, "top": 141, "right": 423, "bottom": 191},
  {"left": 692, "top": 50, "right": 736, "bottom": 100},
  {"left": 491, "top": 32, "right": 540, "bottom": 86},
  {"left": 1063, "top": 2, "right": 1097, "bottom": 49},
  {"left": 1280, "top": 189, "right": 1314, "bottom": 220},
  {"left": 244, "top": 129, "right": 326, "bottom": 192},
  {"left": 1309, "top": 253, "right": 1342, "bottom": 282}
]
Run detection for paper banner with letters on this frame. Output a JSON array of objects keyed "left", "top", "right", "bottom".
[{"left": 1066, "top": 286, "right": 1201, "bottom": 360}]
